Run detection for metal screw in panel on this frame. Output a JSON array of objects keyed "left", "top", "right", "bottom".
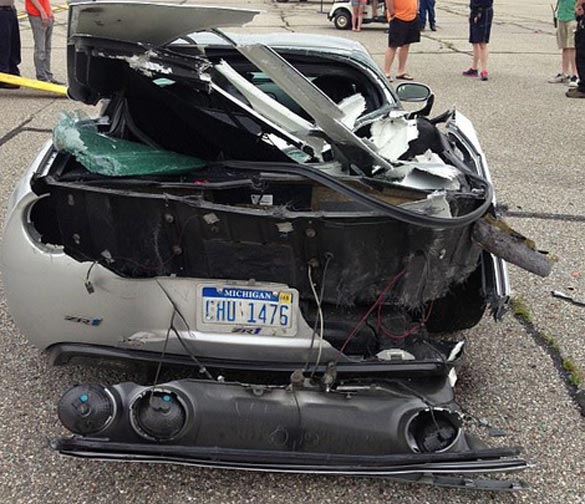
[
  {"left": 164, "top": 213, "right": 174, "bottom": 224},
  {"left": 72, "top": 233, "right": 81, "bottom": 245},
  {"left": 172, "top": 245, "right": 183, "bottom": 256},
  {"left": 305, "top": 228, "right": 316, "bottom": 238},
  {"left": 67, "top": 194, "right": 75, "bottom": 206}
]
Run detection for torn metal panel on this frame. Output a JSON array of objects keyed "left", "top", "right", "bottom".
[
  {"left": 234, "top": 43, "right": 405, "bottom": 178},
  {"left": 69, "top": 2, "right": 260, "bottom": 47},
  {"left": 214, "top": 60, "right": 326, "bottom": 157},
  {"left": 208, "top": 81, "right": 310, "bottom": 158}
]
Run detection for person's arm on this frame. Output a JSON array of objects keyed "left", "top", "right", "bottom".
[
  {"left": 29, "top": 0, "right": 49, "bottom": 26},
  {"left": 386, "top": 0, "right": 395, "bottom": 18}
]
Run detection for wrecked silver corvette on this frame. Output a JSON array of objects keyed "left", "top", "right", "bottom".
[{"left": 1, "top": 2, "right": 552, "bottom": 490}]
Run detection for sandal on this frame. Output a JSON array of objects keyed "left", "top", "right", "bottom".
[
  {"left": 396, "top": 73, "right": 414, "bottom": 81},
  {"left": 385, "top": 74, "right": 393, "bottom": 82}
]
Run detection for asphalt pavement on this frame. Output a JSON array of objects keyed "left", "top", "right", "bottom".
[{"left": 1, "top": 0, "right": 584, "bottom": 502}]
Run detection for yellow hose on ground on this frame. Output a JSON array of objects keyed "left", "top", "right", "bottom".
[{"left": 0, "top": 72, "right": 67, "bottom": 95}]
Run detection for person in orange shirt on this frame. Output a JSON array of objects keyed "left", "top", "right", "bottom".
[
  {"left": 26, "top": 0, "right": 62, "bottom": 83},
  {"left": 383, "top": 0, "right": 420, "bottom": 81}
]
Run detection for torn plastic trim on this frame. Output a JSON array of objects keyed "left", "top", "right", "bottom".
[
  {"left": 68, "top": 2, "right": 261, "bottom": 47},
  {"left": 72, "top": 38, "right": 213, "bottom": 84},
  {"left": 52, "top": 438, "right": 527, "bottom": 476},
  {"left": 46, "top": 343, "right": 456, "bottom": 377}
]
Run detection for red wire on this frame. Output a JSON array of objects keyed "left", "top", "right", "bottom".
[
  {"left": 377, "top": 299, "right": 434, "bottom": 341},
  {"left": 337, "top": 268, "right": 407, "bottom": 355}
]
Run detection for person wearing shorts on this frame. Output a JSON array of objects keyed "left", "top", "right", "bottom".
[
  {"left": 351, "top": 0, "right": 367, "bottom": 31},
  {"left": 548, "top": 0, "right": 577, "bottom": 85},
  {"left": 383, "top": 0, "right": 420, "bottom": 81},
  {"left": 462, "top": 0, "right": 493, "bottom": 81},
  {"left": 566, "top": 0, "right": 585, "bottom": 98}
]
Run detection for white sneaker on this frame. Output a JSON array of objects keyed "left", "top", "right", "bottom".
[
  {"left": 548, "top": 73, "right": 568, "bottom": 83},
  {"left": 568, "top": 75, "right": 579, "bottom": 88}
]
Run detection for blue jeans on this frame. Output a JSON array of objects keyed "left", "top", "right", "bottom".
[
  {"left": 419, "top": 0, "right": 436, "bottom": 29},
  {"left": 0, "top": 6, "right": 21, "bottom": 75}
]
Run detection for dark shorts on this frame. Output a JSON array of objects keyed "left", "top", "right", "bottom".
[
  {"left": 388, "top": 17, "right": 421, "bottom": 47},
  {"left": 469, "top": 7, "right": 493, "bottom": 44}
]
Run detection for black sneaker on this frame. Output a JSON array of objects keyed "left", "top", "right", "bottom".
[{"left": 462, "top": 67, "right": 478, "bottom": 77}]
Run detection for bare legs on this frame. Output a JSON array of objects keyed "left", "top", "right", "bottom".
[
  {"left": 471, "top": 42, "right": 488, "bottom": 72},
  {"left": 384, "top": 45, "right": 410, "bottom": 77},
  {"left": 561, "top": 47, "right": 577, "bottom": 76},
  {"left": 352, "top": 4, "right": 364, "bottom": 31},
  {"left": 384, "top": 46, "right": 396, "bottom": 75}
]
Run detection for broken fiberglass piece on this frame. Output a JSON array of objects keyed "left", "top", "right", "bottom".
[
  {"left": 233, "top": 42, "right": 405, "bottom": 177},
  {"left": 69, "top": 2, "right": 260, "bottom": 47},
  {"left": 214, "top": 60, "right": 327, "bottom": 158},
  {"left": 400, "top": 191, "right": 452, "bottom": 218},
  {"left": 53, "top": 111, "right": 205, "bottom": 177},
  {"left": 337, "top": 93, "right": 367, "bottom": 129},
  {"left": 370, "top": 112, "right": 419, "bottom": 161}
]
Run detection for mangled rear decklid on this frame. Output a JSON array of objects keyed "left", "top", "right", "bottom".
[{"left": 68, "top": 1, "right": 260, "bottom": 46}]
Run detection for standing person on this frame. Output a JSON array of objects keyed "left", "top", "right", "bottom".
[
  {"left": 383, "top": 0, "right": 420, "bottom": 81},
  {"left": 351, "top": 0, "right": 366, "bottom": 31},
  {"left": 548, "top": 0, "right": 578, "bottom": 84},
  {"left": 566, "top": 0, "right": 585, "bottom": 98},
  {"left": 462, "top": 0, "right": 493, "bottom": 81},
  {"left": 419, "top": 0, "right": 437, "bottom": 31},
  {"left": 26, "top": 0, "right": 61, "bottom": 84},
  {"left": 0, "top": 0, "right": 21, "bottom": 89}
]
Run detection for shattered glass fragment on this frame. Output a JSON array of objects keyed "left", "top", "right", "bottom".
[{"left": 53, "top": 112, "right": 205, "bottom": 177}]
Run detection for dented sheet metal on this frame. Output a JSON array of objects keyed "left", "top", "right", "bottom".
[{"left": 69, "top": 2, "right": 260, "bottom": 46}]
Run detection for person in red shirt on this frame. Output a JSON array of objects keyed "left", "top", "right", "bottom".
[
  {"left": 383, "top": 0, "right": 420, "bottom": 81},
  {"left": 26, "top": 0, "right": 62, "bottom": 83}
]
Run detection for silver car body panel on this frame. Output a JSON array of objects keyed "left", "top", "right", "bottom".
[{"left": 69, "top": 2, "right": 260, "bottom": 46}]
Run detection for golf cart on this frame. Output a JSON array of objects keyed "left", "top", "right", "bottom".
[{"left": 328, "top": 0, "right": 387, "bottom": 30}]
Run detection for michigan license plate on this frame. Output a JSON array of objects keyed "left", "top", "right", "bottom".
[{"left": 196, "top": 285, "right": 298, "bottom": 336}]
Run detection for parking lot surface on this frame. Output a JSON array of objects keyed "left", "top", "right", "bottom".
[{"left": 1, "top": 1, "right": 584, "bottom": 502}]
